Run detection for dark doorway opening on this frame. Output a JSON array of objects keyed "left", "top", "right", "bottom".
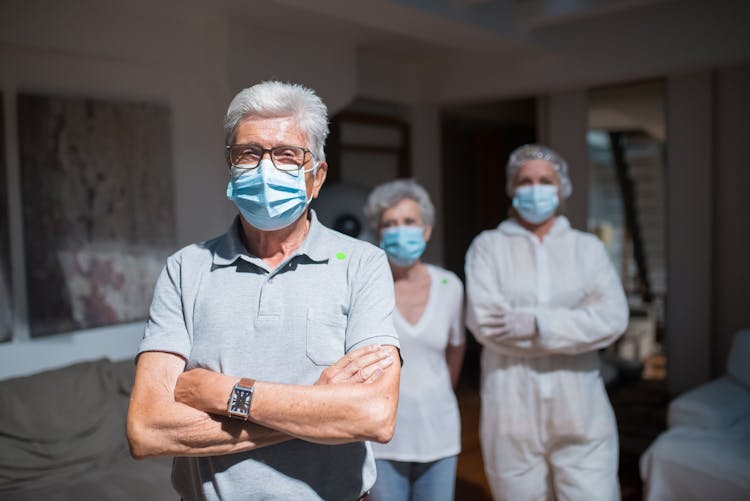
[{"left": 440, "top": 97, "right": 537, "bottom": 382}]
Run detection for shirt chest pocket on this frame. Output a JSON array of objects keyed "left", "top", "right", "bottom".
[{"left": 306, "top": 309, "right": 347, "bottom": 366}]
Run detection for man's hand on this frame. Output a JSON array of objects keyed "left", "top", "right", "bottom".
[
  {"left": 316, "top": 344, "right": 395, "bottom": 385},
  {"left": 484, "top": 311, "right": 537, "bottom": 342}
]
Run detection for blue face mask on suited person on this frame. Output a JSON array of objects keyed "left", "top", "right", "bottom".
[
  {"left": 227, "top": 158, "right": 314, "bottom": 231},
  {"left": 512, "top": 184, "right": 560, "bottom": 224},
  {"left": 380, "top": 226, "right": 427, "bottom": 267}
]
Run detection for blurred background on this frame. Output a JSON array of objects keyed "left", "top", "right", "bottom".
[{"left": 1, "top": 1, "right": 749, "bottom": 499}]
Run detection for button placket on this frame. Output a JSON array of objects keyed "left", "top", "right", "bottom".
[{"left": 258, "top": 274, "right": 282, "bottom": 318}]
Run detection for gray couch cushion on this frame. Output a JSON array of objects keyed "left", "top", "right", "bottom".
[
  {"left": 0, "top": 454, "right": 175, "bottom": 501},
  {"left": 0, "top": 359, "right": 137, "bottom": 491},
  {"left": 667, "top": 376, "right": 750, "bottom": 429}
]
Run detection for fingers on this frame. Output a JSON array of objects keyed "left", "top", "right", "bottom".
[
  {"left": 316, "top": 345, "right": 381, "bottom": 385},
  {"left": 318, "top": 345, "right": 394, "bottom": 384},
  {"left": 484, "top": 311, "right": 509, "bottom": 326},
  {"left": 486, "top": 328, "right": 510, "bottom": 342},
  {"left": 485, "top": 327, "right": 508, "bottom": 336},
  {"left": 329, "top": 344, "right": 382, "bottom": 373},
  {"left": 485, "top": 322, "right": 514, "bottom": 342},
  {"left": 363, "top": 368, "right": 384, "bottom": 384},
  {"left": 486, "top": 328, "right": 534, "bottom": 342},
  {"left": 337, "top": 347, "right": 394, "bottom": 384},
  {"left": 486, "top": 312, "right": 508, "bottom": 321},
  {"left": 355, "top": 355, "right": 394, "bottom": 383}
]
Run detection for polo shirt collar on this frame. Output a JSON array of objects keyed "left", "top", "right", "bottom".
[
  {"left": 211, "top": 217, "right": 249, "bottom": 266},
  {"left": 212, "top": 210, "right": 330, "bottom": 267},
  {"left": 294, "top": 210, "right": 331, "bottom": 263}
]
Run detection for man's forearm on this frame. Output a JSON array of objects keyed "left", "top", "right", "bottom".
[
  {"left": 127, "top": 352, "right": 292, "bottom": 459},
  {"left": 177, "top": 346, "right": 401, "bottom": 445},
  {"left": 249, "top": 376, "right": 398, "bottom": 444},
  {"left": 128, "top": 394, "right": 292, "bottom": 458}
]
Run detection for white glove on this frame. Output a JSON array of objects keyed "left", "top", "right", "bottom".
[{"left": 483, "top": 311, "right": 537, "bottom": 342}]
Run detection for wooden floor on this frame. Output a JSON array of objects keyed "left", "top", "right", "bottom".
[
  {"left": 453, "top": 368, "right": 668, "bottom": 501},
  {"left": 455, "top": 376, "right": 494, "bottom": 500}
]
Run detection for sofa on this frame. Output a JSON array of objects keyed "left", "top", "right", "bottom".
[
  {"left": 0, "top": 358, "right": 175, "bottom": 500},
  {"left": 640, "top": 328, "right": 750, "bottom": 500}
]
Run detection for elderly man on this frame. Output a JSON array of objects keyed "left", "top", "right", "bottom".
[{"left": 127, "top": 81, "right": 401, "bottom": 501}]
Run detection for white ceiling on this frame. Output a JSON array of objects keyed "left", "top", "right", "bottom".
[
  {"left": 222, "top": 0, "right": 679, "bottom": 58},
  {"left": 213, "top": 0, "right": 750, "bottom": 103},
  {"left": 28, "top": 0, "right": 744, "bottom": 104}
]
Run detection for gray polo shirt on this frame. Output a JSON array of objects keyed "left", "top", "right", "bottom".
[{"left": 138, "top": 210, "right": 399, "bottom": 501}]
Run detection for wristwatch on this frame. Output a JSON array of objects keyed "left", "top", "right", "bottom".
[{"left": 227, "top": 378, "right": 255, "bottom": 420}]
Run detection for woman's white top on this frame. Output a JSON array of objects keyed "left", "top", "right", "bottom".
[{"left": 371, "top": 264, "right": 465, "bottom": 462}]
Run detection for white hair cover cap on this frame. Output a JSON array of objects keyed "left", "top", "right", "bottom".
[{"left": 506, "top": 144, "right": 573, "bottom": 199}]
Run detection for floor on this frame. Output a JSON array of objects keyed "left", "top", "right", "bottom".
[{"left": 453, "top": 359, "right": 669, "bottom": 501}]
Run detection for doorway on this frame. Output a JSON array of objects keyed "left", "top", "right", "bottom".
[{"left": 441, "top": 97, "right": 536, "bottom": 500}]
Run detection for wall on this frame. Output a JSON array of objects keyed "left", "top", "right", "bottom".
[
  {"left": 0, "top": 1, "right": 406, "bottom": 380},
  {"left": 665, "top": 71, "right": 714, "bottom": 394},
  {"left": 0, "top": 0, "right": 232, "bottom": 378},
  {"left": 409, "top": 105, "right": 444, "bottom": 266},
  {"left": 226, "top": 19, "right": 358, "bottom": 116},
  {"left": 537, "top": 91, "right": 589, "bottom": 230},
  {"left": 664, "top": 66, "right": 750, "bottom": 394},
  {"left": 714, "top": 65, "right": 750, "bottom": 373}
]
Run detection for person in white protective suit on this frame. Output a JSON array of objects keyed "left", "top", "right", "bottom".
[{"left": 464, "top": 144, "right": 629, "bottom": 501}]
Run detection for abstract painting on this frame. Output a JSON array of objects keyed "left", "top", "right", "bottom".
[{"left": 17, "top": 93, "right": 175, "bottom": 337}]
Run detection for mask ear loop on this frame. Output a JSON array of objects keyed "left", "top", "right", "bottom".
[
  {"left": 301, "top": 159, "right": 321, "bottom": 204},
  {"left": 303, "top": 157, "right": 320, "bottom": 175}
]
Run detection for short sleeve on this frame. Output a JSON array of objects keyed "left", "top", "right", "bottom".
[
  {"left": 137, "top": 253, "right": 192, "bottom": 360},
  {"left": 344, "top": 249, "right": 400, "bottom": 352}
]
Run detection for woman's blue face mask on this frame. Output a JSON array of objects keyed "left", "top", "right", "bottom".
[
  {"left": 512, "top": 184, "right": 559, "bottom": 224},
  {"left": 379, "top": 226, "right": 426, "bottom": 267}
]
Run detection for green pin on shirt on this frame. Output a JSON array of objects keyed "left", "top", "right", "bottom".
[
  {"left": 335, "top": 252, "right": 347, "bottom": 260},
  {"left": 441, "top": 278, "right": 448, "bottom": 285}
]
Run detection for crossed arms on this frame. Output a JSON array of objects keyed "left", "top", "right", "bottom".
[{"left": 127, "top": 344, "right": 400, "bottom": 459}]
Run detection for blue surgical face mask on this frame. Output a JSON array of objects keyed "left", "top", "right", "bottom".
[
  {"left": 227, "top": 158, "right": 313, "bottom": 231},
  {"left": 379, "top": 226, "right": 426, "bottom": 267},
  {"left": 512, "top": 184, "right": 559, "bottom": 224}
]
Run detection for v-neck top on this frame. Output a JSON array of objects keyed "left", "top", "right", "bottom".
[{"left": 372, "top": 264, "right": 465, "bottom": 462}]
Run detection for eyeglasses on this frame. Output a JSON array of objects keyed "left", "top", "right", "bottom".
[{"left": 225, "top": 144, "right": 312, "bottom": 172}]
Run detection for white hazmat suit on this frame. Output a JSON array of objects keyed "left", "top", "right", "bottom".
[{"left": 465, "top": 215, "right": 628, "bottom": 501}]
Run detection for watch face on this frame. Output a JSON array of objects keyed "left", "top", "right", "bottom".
[{"left": 230, "top": 387, "right": 253, "bottom": 415}]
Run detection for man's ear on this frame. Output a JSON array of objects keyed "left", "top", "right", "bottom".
[
  {"left": 423, "top": 224, "right": 433, "bottom": 243},
  {"left": 312, "top": 162, "right": 327, "bottom": 199}
]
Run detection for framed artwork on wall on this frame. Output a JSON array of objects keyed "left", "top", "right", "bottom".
[
  {"left": 17, "top": 93, "right": 176, "bottom": 337},
  {"left": 0, "top": 95, "right": 11, "bottom": 343}
]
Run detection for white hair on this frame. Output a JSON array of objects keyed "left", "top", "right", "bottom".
[
  {"left": 506, "top": 144, "right": 573, "bottom": 198},
  {"left": 363, "top": 179, "right": 435, "bottom": 232},
  {"left": 224, "top": 81, "right": 329, "bottom": 163}
]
